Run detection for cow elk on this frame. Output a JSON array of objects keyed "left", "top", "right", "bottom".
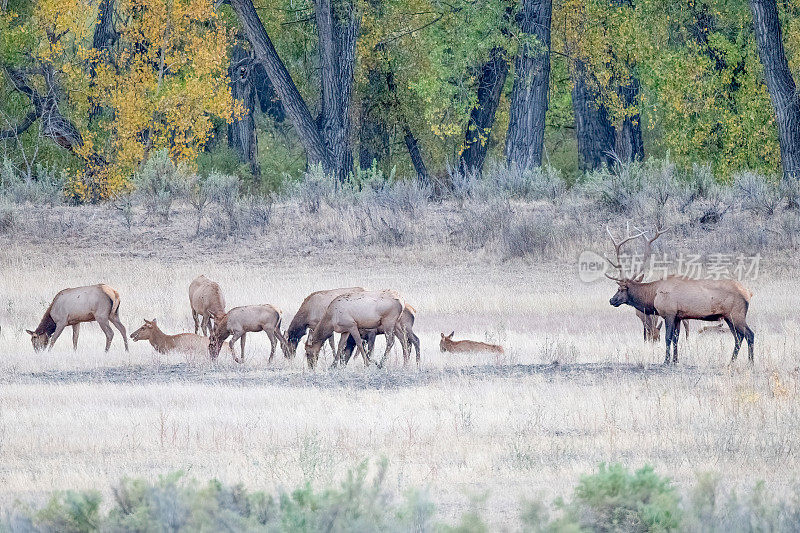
[
  {"left": 189, "top": 275, "right": 226, "bottom": 336},
  {"left": 606, "top": 226, "right": 754, "bottom": 364},
  {"left": 26, "top": 284, "right": 128, "bottom": 352},
  {"left": 305, "top": 290, "right": 408, "bottom": 369},
  {"left": 131, "top": 318, "right": 231, "bottom": 359},
  {"left": 285, "top": 287, "right": 365, "bottom": 357},
  {"left": 209, "top": 304, "right": 290, "bottom": 363},
  {"left": 439, "top": 332, "right": 504, "bottom": 354},
  {"left": 336, "top": 303, "right": 420, "bottom": 368}
]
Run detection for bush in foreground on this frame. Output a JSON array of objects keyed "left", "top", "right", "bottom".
[{"left": 5, "top": 462, "right": 800, "bottom": 532}]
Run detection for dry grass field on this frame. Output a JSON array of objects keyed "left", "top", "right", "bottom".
[{"left": 0, "top": 201, "right": 799, "bottom": 528}]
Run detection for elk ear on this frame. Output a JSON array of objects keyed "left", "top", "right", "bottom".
[
  {"left": 634, "top": 273, "right": 645, "bottom": 282},
  {"left": 440, "top": 333, "right": 445, "bottom": 339},
  {"left": 25, "top": 329, "right": 35, "bottom": 336},
  {"left": 448, "top": 331, "right": 454, "bottom": 338}
]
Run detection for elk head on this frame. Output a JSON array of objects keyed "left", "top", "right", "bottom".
[
  {"left": 130, "top": 319, "right": 158, "bottom": 341},
  {"left": 207, "top": 312, "right": 228, "bottom": 360},
  {"left": 440, "top": 331, "right": 454, "bottom": 352},
  {"left": 26, "top": 330, "right": 49, "bottom": 351},
  {"left": 605, "top": 225, "right": 668, "bottom": 307}
]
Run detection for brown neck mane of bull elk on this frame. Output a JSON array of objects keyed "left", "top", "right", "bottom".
[{"left": 605, "top": 225, "right": 754, "bottom": 365}]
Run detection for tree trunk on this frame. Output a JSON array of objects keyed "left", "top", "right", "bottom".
[
  {"left": 230, "top": 0, "right": 330, "bottom": 169},
  {"left": 227, "top": 44, "right": 260, "bottom": 178},
  {"left": 504, "top": 0, "right": 553, "bottom": 171},
  {"left": 750, "top": 0, "right": 800, "bottom": 182},
  {"left": 614, "top": 76, "right": 644, "bottom": 163},
  {"left": 610, "top": 0, "right": 643, "bottom": 163},
  {"left": 460, "top": 47, "right": 510, "bottom": 174},
  {"left": 314, "top": 0, "right": 358, "bottom": 181},
  {"left": 359, "top": 68, "right": 390, "bottom": 170},
  {"left": 231, "top": 0, "right": 359, "bottom": 181},
  {"left": 386, "top": 71, "right": 429, "bottom": 183},
  {"left": 570, "top": 60, "right": 615, "bottom": 171}
]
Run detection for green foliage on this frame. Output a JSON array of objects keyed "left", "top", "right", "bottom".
[
  {"left": 5, "top": 461, "right": 436, "bottom": 532},
  {"left": 7, "top": 464, "right": 800, "bottom": 532},
  {"left": 132, "top": 150, "right": 189, "bottom": 222},
  {"left": 35, "top": 490, "right": 102, "bottom": 533}
]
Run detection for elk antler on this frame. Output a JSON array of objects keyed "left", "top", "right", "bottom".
[
  {"left": 604, "top": 224, "right": 645, "bottom": 281},
  {"left": 630, "top": 225, "right": 670, "bottom": 280}
]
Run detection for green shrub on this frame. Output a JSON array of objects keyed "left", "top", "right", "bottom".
[{"left": 133, "top": 150, "right": 188, "bottom": 223}]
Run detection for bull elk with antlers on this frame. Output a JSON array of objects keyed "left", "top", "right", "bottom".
[{"left": 606, "top": 226, "right": 754, "bottom": 365}]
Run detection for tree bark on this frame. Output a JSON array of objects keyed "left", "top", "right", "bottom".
[
  {"left": 750, "top": 0, "right": 800, "bottom": 182},
  {"left": 504, "top": 0, "right": 553, "bottom": 171},
  {"left": 227, "top": 44, "right": 260, "bottom": 178},
  {"left": 570, "top": 60, "right": 615, "bottom": 172},
  {"left": 230, "top": 0, "right": 330, "bottom": 168},
  {"left": 359, "top": 68, "right": 390, "bottom": 170},
  {"left": 460, "top": 47, "right": 509, "bottom": 174},
  {"left": 610, "top": 0, "right": 643, "bottom": 163},
  {"left": 230, "top": 0, "right": 359, "bottom": 181}
]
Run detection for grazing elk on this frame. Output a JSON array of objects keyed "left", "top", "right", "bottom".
[
  {"left": 131, "top": 319, "right": 231, "bottom": 359},
  {"left": 285, "top": 287, "right": 365, "bottom": 357},
  {"left": 336, "top": 303, "right": 421, "bottom": 368},
  {"left": 636, "top": 309, "right": 663, "bottom": 342},
  {"left": 189, "top": 275, "right": 226, "bottom": 336},
  {"left": 26, "top": 284, "right": 128, "bottom": 352},
  {"left": 209, "top": 305, "right": 290, "bottom": 363},
  {"left": 439, "top": 332, "right": 504, "bottom": 354},
  {"left": 606, "top": 226, "right": 754, "bottom": 364},
  {"left": 305, "top": 290, "right": 408, "bottom": 369}
]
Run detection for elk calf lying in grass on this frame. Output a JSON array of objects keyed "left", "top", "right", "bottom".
[
  {"left": 305, "top": 290, "right": 408, "bottom": 369},
  {"left": 189, "top": 275, "right": 226, "bottom": 336},
  {"left": 336, "top": 304, "right": 420, "bottom": 368},
  {"left": 209, "top": 305, "right": 290, "bottom": 363},
  {"left": 27, "top": 284, "right": 128, "bottom": 352},
  {"left": 131, "top": 319, "right": 231, "bottom": 359},
  {"left": 439, "top": 332, "right": 504, "bottom": 354}
]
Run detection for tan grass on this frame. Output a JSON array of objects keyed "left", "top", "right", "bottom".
[{"left": 0, "top": 240, "right": 798, "bottom": 526}]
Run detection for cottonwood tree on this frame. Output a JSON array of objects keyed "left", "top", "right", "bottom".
[
  {"left": 1, "top": 0, "right": 234, "bottom": 200},
  {"left": 230, "top": 0, "right": 359, "bottom": 182},
  {"left": 505, "top": 0, "right": 553, "bottom": 171},
  {"left": 749, "top": 0, "right": 800, "bottom": 184}
]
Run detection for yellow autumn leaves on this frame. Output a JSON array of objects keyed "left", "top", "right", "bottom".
[{"left": 29, "top": 0, "right": 236, "bottom": 200}]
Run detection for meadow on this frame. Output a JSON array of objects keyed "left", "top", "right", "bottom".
[{"left": 0, "top": 188, "right": 799, "bottom": 528}]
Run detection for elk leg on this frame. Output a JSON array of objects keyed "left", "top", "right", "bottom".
[
  {"left": 229, "top": 332, "right": 243, "bottom": 363},
  {"left": 72, "top": 324, "right": 80, "bottom": 350},
  {"left": 347, "top": 328, "right": 370, "bottom": 367},
  {"left": 410, "top": 331, "right": 421, "bottom": 366},
  {"left": 192, "top": 310, "right": 199, "bottom": 334},
  {"left": 240, "top": 333, "right": 247, "bottom": 363},
  {"left": 365, "top": 331, "right": 377, "bottom": 364},
  {"left": 96, "top": 317, "right": 114, "bottom": 352},
  {"left": 672, "top": 320, "right": 681, "bottom": 364},
  {"left": 265, "top": 329, "right": 278, "bottom": 363},
  {"left": 202, "top": 314, "right": 212, "bottom": 337},
  {"left": 48, "top": 322, "right": 68, "bottom": 350},
  {"left": 378, "top": 331, "right": 395, "bottom": 369},
  {"left": 109, "top": 314, "right": 129, "bottom": 351},
  {"left": 743, "top": 325, "right": 755, "bottom": 364},
  {"left": 334, "top": 334, "right": 351, "bottom": 368},
  {"left": 724, "top": 318, "right": 742, "bottom": 362},
  {"left": 341, "top": 335, "right": 357, "bottom": 366},
  {"left": 663, "top": 317, "right": 675, "bottom": 365}
]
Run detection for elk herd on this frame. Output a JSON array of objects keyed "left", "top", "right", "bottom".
[{"left": 24, "top": 225, "right": 756, "bottom": 368}]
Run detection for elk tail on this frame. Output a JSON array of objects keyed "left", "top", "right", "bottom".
[{"left": 101, "top": 284, "right": 121, "bottom": 317}]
